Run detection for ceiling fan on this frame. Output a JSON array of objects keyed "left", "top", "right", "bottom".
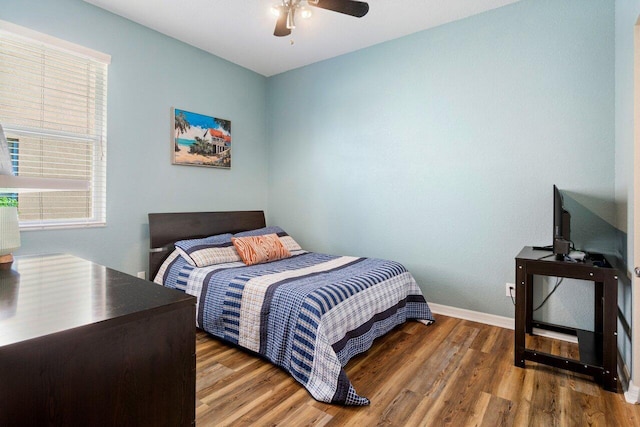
[{"left": 271, "top": 0, "right": 370, "bottom": 37}]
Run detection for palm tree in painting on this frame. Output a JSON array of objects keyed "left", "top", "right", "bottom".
[
  {"left": 214, "top": 118, "right": 231, "bottom": 134},
  {"left": 174, "top": 111, "right": 191, "bottom": 152},
  {"left": 190, "top": 136, "right": 215, "bottom": 156}
]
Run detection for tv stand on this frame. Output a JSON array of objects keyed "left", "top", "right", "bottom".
[
  {"left": 514, "top": 246, "right": 618, "bottom": 392},
  {"left": 531, "top": 245, "right": 553, "bottom": 252}
]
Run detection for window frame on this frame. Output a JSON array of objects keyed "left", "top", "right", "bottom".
[{"left": 0, "top": 20, "right": 110, "bottom": 230}]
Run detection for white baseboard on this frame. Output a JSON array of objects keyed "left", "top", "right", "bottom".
[
  {"left": 625, "top": 381, "right": 640, "bottom": 404},
  {"left": 531, "top": 328, "right": 579, "bottom": 344},
  {"left": 428, "top": 302, "right": 577, "bottom": 343},
  {"left": 619, "top": 352, "right": 631, "bottom": 396},
  {"left": 429, "top": 303, "right": 514, "bottom": 329}
]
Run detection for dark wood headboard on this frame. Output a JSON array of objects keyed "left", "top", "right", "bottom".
[{"left": 148, "top": 210, "right": 266, "bottom": 280}]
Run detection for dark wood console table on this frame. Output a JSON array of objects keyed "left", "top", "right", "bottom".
[
  {"left": 514, "top": 247, "right": 618, "bottom": 391},
  {"left": 0, "top": 254, "right": 196, "bottom": 426}
]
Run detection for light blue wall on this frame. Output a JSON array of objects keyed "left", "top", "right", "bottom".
[
  {"left": 615, "top": 0, "right": 640, "bottom": 382},
  {"left": 267, "top": 0, "right": 615, "bottom": 321},
  {"left": 0, "top": 0, "right": 269, "bottom": 276},
  {"left": 0, "top": 0, "right": 622, "bottom": 329}
]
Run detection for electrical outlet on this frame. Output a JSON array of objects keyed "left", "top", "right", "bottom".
[
  {"left": 506, "top": 283, "right": 515, "bottom": 297},
  {"left": 137, "top": 271, "right": 146, "bottom": 280}
]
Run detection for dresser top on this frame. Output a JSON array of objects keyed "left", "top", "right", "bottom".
[{"left": 0, "top": 254, "right": 195, "bottom": 347}]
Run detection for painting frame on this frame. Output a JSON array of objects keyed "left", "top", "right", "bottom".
[{"left": 172, "top": 107, "right": 231, "bottom": 169}]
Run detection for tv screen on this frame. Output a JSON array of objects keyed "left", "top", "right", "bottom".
[{"left": 553, "top": 185, "right": 571, "bottom": 256}]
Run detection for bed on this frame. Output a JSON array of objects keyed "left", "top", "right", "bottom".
[{"left": 149, "top": 211, "right": 434, "bottom": 406}]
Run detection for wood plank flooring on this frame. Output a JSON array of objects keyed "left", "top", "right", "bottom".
[{"left": 195, "top": 314, "right": 640, "bottom": 426}]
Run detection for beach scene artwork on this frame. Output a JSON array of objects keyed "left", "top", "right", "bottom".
[{"left": 172, "top": 108, "right": 231, "bottom": 168}]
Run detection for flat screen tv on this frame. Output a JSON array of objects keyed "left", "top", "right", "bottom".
[{"left": 553, "top": 185, "right": 571, "bottom": 257}]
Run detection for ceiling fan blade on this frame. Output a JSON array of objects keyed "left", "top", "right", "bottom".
[
  {"left": 274, "top": 7, "right": 291, "bottom": 37},
  {"left": 310, "top": 0, "right": 369, "bottom": 18}
]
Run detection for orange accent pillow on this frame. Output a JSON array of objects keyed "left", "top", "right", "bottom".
[{"left": 231, "top": 233, "right": 291, "bottom": 266}]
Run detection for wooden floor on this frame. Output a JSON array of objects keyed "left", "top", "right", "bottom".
[{"left": 195, "top": 314, "right": 640, "bottom": 426}]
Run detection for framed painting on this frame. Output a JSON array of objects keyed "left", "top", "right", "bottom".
[{"left": 172, "top": 108, "right": 231, "bottom": 169}]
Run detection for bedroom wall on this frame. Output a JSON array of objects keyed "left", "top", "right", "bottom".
[
  {"left": 0, "top": 1, "right": 620, "bottom": 331},
  {"left": 0, "top": 0, "right": 268, "bottom": 276},
  {"left": 266, "top": 0, "right": 615, "bottom": 324}
]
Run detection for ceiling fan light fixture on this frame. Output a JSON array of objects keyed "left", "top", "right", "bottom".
[
  {"left": 270, "top": 4, "right": 282, "bottom": 17},
  {"left": 299, "top": 5, "right": 313, "bottom": 19},
  {"left": 272, "top": 0, "right": 370, "bottom": 37},
  {"left": 286, "top": 7, "right": 296, "bottom": 29}
]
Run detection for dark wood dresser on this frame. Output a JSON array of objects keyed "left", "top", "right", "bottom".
[{"left": 0, "top": 254, "right": 196, "bottom": 426}]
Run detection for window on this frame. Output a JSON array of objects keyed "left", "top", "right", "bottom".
[{"left": 0, "top": 20, "right": 109, "bottom": 229}]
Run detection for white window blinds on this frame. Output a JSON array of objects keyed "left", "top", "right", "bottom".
[{"left": 0, "top": 20, "right": 109, "bottom": 229}]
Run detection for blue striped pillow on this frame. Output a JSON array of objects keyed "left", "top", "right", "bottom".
[{"left": 174, "top": 233, "right": 241, "bottom": 267}]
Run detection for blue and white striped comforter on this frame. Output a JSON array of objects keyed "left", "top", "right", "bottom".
[{"left": 156, "top": 250, "right": 434, "bottom": 405}]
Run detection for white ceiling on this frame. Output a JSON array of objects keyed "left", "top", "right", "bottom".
[{"left": 84, "top": 0, "right": 519, "bottom": 77}]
